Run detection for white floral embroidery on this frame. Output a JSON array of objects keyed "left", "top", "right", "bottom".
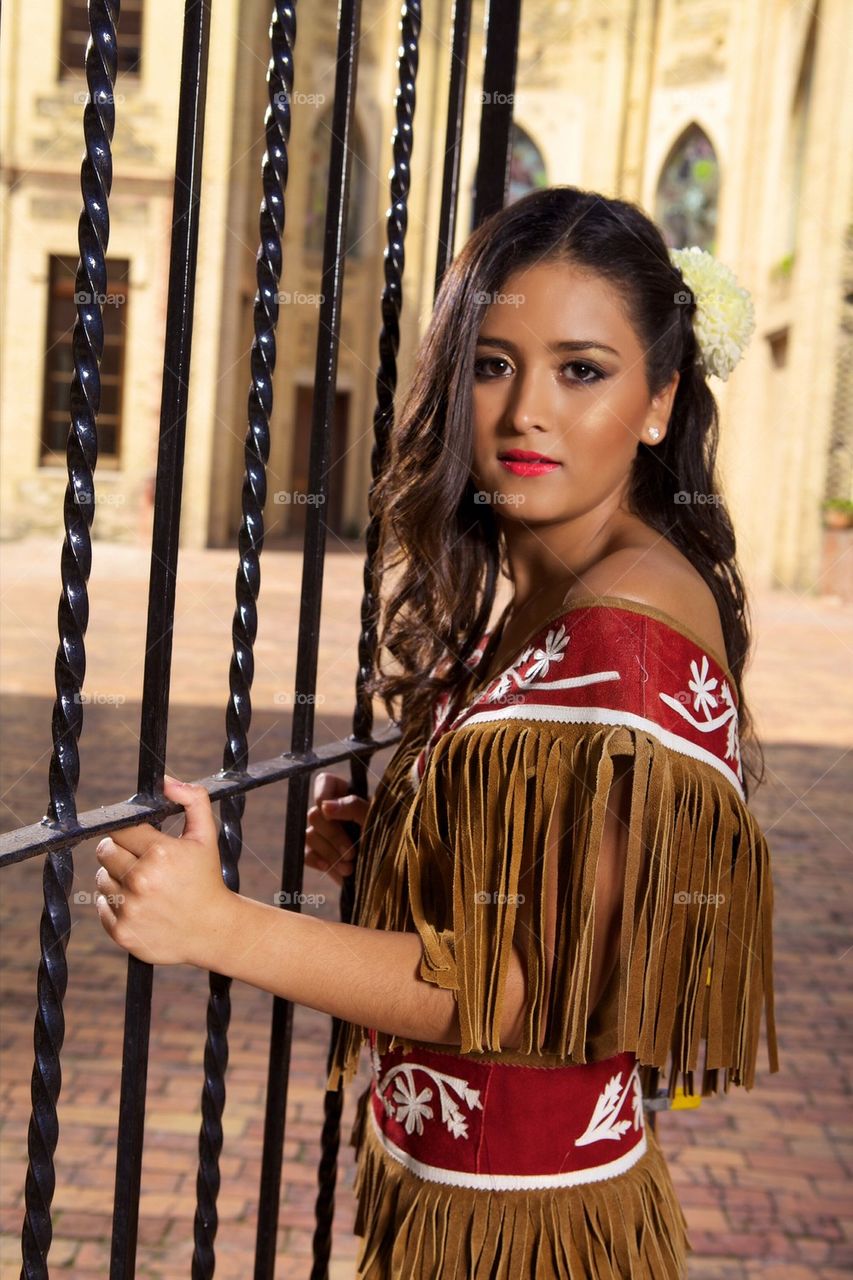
[
  {"left": 373, "top": 1056, "right": 483, "bottom": 1140},
  {"left": 720, "top": 680, "right": 742, "bottom": 776},
  {"left": 574, "top": 1065, "right": 644, "bottom": 1146},
  {"left": 488, "top": 626, "right": 570, "bottom": 702},
  {"left": 427, "top": 636, "right": 498, "bottom": 741},
  {"left": 688, "top": 654, "right": 719, "bottom": 717},
  {"left": 391, "top": 1075, "right": 434, "bottom": 1135},
  {"left": 659, "top": 650, "right": 738, "bottom": 750},
  {"left": 431, "top": 691, "right": 455, "bottom": 736},
  {"left": 631, "top": 1070, "right": 643, "bottom": 1131},
  {"left": 525, "top": 624, "right": 570, "bottom": 680}
]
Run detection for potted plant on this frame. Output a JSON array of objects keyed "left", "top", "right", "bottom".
[{"left": 822, "top": 498, "right": 853, "bottom": 529}]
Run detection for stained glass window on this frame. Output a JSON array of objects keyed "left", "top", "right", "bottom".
[
  {"left": 470, "top": 122, "right": 547, "bottom": 231},
  {"left": 508, "top": 123, "right": 548, "bottom": 204},
  {"left": 655, "top": 124, "right": 719, "bottom": 252}
]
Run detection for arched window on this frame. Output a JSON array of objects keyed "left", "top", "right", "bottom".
[
  {"left": 469, "top": 123, "right": 547, "bottom": 231},
  {"left": 304, "top": 113, "right": 370, "bottom": 259},
  {"left": 655, "top": 124, "right": 719, "bottom": 251},
  {"left": 508, "top": 123, "right": 548, "bottom": 204}
]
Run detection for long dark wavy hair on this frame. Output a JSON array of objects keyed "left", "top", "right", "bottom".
[{"left": 365, "top": 185, "right": 764, "bottom": 798}]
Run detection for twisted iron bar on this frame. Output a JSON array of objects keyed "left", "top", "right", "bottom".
[
  {"left": 191, "top": 5, "right": 296, "bottom": 1277},
  {"left": 313, "top": 4, "right": 422, "bottom": 1275},
  {"left": 20, "top": 4, "right": 118, "bottom": 1276}
]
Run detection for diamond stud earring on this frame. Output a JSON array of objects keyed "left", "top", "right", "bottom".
[{"left": 647, "top": 426, "right": 661, "bottom": 441}]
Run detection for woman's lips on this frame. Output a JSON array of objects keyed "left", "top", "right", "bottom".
[{"left": 498, "top": 457, "right": 561, "bottom": 476}]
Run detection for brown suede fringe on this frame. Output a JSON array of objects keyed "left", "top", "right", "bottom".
[{"left": 327, "top": 717, "right": 778, "bottom": 1100}]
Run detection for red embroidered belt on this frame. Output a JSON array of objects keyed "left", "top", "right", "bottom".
[{"left": 366, "top": 1029, "right": 647, "bottom": 1190}]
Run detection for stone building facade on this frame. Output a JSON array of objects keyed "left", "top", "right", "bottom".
[{"left": 1, "top": 0, "right": 850, "bottom": 594}]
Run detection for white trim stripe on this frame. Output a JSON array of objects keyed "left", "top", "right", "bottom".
[
  {"left": 461, "top": 703, "right": 745, "bottom": 798},
  {"left": 369, "top": 1103, "right": 648, "bottom": 1190}
]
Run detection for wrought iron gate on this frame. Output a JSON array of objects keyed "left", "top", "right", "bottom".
[{"left": 0, "top": 0, "right": 525, "bottom": 1274}]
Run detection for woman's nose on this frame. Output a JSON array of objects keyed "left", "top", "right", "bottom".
[{"left": 510, "top": 364, "right": 554, "bottom": 430}]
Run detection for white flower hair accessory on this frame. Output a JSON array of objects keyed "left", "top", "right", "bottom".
[{"left": 668, "top": 245, "right": 756, "bottom": 381}]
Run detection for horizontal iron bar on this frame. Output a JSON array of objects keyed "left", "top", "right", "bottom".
[{"left": 0, "top": 727, "right": 402, "bottom": 868}]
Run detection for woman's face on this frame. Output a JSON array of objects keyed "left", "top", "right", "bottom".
[{"left": 470, "top": 259, "right": 678, "bottom": 529}]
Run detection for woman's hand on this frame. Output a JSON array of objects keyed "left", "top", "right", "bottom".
[
  {"left": 304, "top": 771, "right": 369, "bottom": 886},
  {"left": 94, "top": 774, "right": 232, "bottom": 968}
]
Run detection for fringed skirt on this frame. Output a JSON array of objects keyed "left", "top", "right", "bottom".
[{"left": 348, "top": 1032, "right": 691, "bottom": 1279}]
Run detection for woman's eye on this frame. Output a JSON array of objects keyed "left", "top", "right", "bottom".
[
  {"left": 564, "top": 361, "right": 604, "bottom": 383},
  {"left": 473, "top": 357, "right": 511, "bottom": 378}
]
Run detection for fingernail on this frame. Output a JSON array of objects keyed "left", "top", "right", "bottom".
[{"left": 164, "top": 773, "right": 189, "bottom": 789}]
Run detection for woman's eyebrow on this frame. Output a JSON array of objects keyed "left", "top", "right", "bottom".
[{"left": 476, "top": 336, "right": 621, "bottom": 356}]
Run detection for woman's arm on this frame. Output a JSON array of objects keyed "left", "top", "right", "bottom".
[
  {"left": 95, "top": 768, "right": 626, "bottom": 1052},
  {"left": 198, "top": 891, "right": 529, "bottom": 1047}
]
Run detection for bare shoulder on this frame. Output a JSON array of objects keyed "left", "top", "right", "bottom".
[{"left": 564, "top": 544, "right": 729, "bottom": 666}]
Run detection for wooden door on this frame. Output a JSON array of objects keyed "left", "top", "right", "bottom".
[{"left": 289, "top": 386, "right": 349, "bottom": 536}]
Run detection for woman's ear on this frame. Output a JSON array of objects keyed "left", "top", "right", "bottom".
[{"left": 644, "top": 369, "right": 680, "bottom": 442}]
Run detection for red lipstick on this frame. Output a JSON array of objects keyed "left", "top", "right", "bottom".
[{"left": 497, "top": 448, "right": 560, "bottom": 476}]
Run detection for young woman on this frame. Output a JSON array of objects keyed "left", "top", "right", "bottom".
[{"left": 96, "top": 185, "right": 779, "bottom": 1278}]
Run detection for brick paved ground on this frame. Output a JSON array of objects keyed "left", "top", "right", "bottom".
[{"left": 1, "top": 536, "right": 851, "bottom": 1277}]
